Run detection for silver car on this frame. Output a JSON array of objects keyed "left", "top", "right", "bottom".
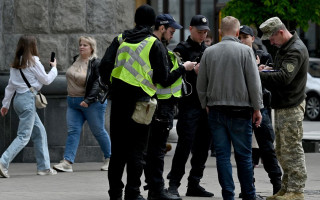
[{"left": 305, "top": 58, "right": 320, "bottom": 121}]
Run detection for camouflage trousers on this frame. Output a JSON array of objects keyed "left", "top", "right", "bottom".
[{"left": 274, "top": 100, "right": 307, "bottom": 193}]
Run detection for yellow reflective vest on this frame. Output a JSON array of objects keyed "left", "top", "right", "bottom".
[
  {"left": 156, "top": 51, "right": 182, "bottom": 99},
  {"left": 111, "top": 34, "right": 157, "bottom": 97}
]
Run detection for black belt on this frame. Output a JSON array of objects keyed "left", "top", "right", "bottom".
[{"left": 210, "top": 106, "right": 253, "bottom": 119}]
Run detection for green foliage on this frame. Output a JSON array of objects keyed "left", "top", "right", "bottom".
[{"left": 222, "top": 0, "right": 320, "bottom": 31}]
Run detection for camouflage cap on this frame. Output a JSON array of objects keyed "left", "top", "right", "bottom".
[{"left": 259, "top": 17, "right": 283, "bottom": 40}]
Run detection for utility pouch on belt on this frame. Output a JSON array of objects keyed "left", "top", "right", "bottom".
[{"left": 132, "top": 98, "right": 157, "bottom": 125}]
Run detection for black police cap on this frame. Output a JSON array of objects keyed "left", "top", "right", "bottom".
[
  {"left": 190, "top": 15, "right": 210, "bottom": 30},
  {"left": 240, "top": 25, "right": 254, "bottom": 36}
]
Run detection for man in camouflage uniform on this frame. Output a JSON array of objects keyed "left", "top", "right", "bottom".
[{"left": 258, "top": 17, "right": 308, "bottom": 200}]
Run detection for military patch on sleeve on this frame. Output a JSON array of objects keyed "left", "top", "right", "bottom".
[{"left": 286, "top": 63, "right": 295, "bottom": 72}]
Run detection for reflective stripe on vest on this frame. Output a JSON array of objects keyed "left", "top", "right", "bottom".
[
  {"left": 111, "top": 35, "right": 157, "bottom": 97},
  {"left": 118, "top": 34, "right": 123, "bottom": 44},
  {"left": 156, "top": 51, "right": 182, "bottom": 99}
]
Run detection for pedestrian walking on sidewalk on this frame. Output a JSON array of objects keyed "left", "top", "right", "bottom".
[
  {"left": 0, "top": 35, "right": 58, "bottom": 178},
  {"left": 53, "top": 36, "right": 111, "bottom": 173}
]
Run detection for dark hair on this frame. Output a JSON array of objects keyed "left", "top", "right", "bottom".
[
  {"left": 134, "top": 4, "right": 156, "bottom": 27},
  {"left": 11, "top": 35, "right": 39, "bottom": 69},
  {"left": 154, "top": 23, "right": 170, "bottom": 31}
]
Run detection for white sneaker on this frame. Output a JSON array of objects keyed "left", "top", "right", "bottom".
[
  {"left": 101, "top": 158, "right": 110, "bottom": 171},
  {"left": 37, "top": 168, "right": 57, "bottom": 176},
  {"left": 0, "top": 162, "right": 10, "bottom": 178},
  {"left": 53, "top": 160, "right": 73, "bottom": 172}
]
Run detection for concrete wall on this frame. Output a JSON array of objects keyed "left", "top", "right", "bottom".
[
  {"left": 0, "top": 0, "right": 135, "bottom": 162},
  {"left": 0, "top": 0, "right": 134, "bottom": 72}
]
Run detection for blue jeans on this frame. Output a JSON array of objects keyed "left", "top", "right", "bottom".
[
  {"left": 208, "top": 107, "right": 255, "bottom": 200},
  {"left": 64, "top": 96, "right": 111, "bottom": 163},
  {"left": 0, "top": 91, "right": 50, "bottom": 170}
]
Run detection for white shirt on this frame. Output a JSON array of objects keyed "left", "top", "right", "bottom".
[{"left": 2, "top": 56, "right": 58, "bottom": 108}]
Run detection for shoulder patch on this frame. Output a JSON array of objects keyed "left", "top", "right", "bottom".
[
  {"left": 287, "top": 63, "right": 294, "bottom": 72},
  {"left": 286, "top": 63, "right": 295, "bottom": 72}
]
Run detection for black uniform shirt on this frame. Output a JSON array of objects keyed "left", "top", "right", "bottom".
[{"left": 173, "top": 36, "right": 207, "bottom": 108}]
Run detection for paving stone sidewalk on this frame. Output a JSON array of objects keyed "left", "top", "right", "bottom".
[{"left": 0, "top": 145, "right": 319, "bottom": 200}]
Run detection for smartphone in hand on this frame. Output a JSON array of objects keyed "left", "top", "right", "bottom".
[
  {"left": 50, "top": 52, "right": 55, "bottom": 62},
  {"left": 50, "top": 52, "right": 55, "bottom": 66}
]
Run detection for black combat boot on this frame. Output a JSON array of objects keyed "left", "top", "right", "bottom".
[
  {"left": 148, "top": 189, "right": 182, "bottom": 200},
  {"left": 124, "top": 194, "right": 145, "bottom": 200},
  {"left": 110, "top": 198, "right": 123, "bottom": 200},
  {"left": 167, "top": 185, "right": 180, "bottom": 197},
  {"left": 272, "top": 181, "right": 282, "bottom": 195},
  {"left": 186, "top": 183, "right": 214, "bottom": 197}
]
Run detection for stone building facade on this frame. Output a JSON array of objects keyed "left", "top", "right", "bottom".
[
  {"left": 0, "top": 0, "right": 135, "bottom": 72},
  {"left": 0, "top": 0, "right": 135, "bottom": 162}
]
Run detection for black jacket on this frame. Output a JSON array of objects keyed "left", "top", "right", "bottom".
[
  {"left": 174, "top": 36, "right": 207, "bottom": 108},
  {"left": 260, "top": 31, "right": 309, "bottom": 109},
  {"left": 72, "top": 55, "right": 101, "bottom": 105},
  {"left": 254, "top": 48, "right": 273, "bottom": 108},
  {"left": 98, "top": 25, "right": 169, "bottom": 101},
  {"left": 254, "top": 48, "right": 273, "bottom": 66}
]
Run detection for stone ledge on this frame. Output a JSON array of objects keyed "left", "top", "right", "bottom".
[{"left": 302, "top": 140, "right": 320, "bottom": 153}]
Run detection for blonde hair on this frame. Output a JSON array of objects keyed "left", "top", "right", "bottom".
[
  {"left": 220, "top": 16, "right": 240, "bottom": 37},
  {"left": 79, "top": 36, "right": 98, "bottom": 59}
]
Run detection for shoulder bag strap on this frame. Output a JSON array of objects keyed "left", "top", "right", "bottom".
[{"left": 19, "top": 69, "right": 32, "bottom": 88}]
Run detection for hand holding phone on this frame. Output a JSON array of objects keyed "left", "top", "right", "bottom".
[
  {"left": 50, "top": 52, "right": 55, "bottom": 62},
  {"left": 50, "top": 52, "right": 56, "bottom": 67},
  {"left": 183, "top": 61, "right": 197, "bottom": 71},
  {"left": 194, "top": 63, "right": 200, "bottom": 74}
]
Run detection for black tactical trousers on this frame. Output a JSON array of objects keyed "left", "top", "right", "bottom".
[
  {"left": 144, "top": 100, "right": 175, "bottom": 192},
  {"left": 108, "top": 94, "right": 150, "bottom": 199},
  {"left": 167, "top": 104, "right": 211, "bottom": 187},
  {"left": 253, "top": 108, "right": 282, "bottom": 188}
]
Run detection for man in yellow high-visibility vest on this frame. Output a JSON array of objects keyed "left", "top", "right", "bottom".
[
  {"left": 144, "top": 14, "right": 195, "bottom": 200},
  {"left": 99, "top": 5, "right": 171, "bottom": 200}
]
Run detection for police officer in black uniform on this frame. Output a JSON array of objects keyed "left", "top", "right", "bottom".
[{"left": 167, "top": 15, "right": 213, "bottom": 198}]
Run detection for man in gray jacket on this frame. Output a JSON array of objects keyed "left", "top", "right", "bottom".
[{"left": 197, "top": 16, "right": 263, "bottom": 200}]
